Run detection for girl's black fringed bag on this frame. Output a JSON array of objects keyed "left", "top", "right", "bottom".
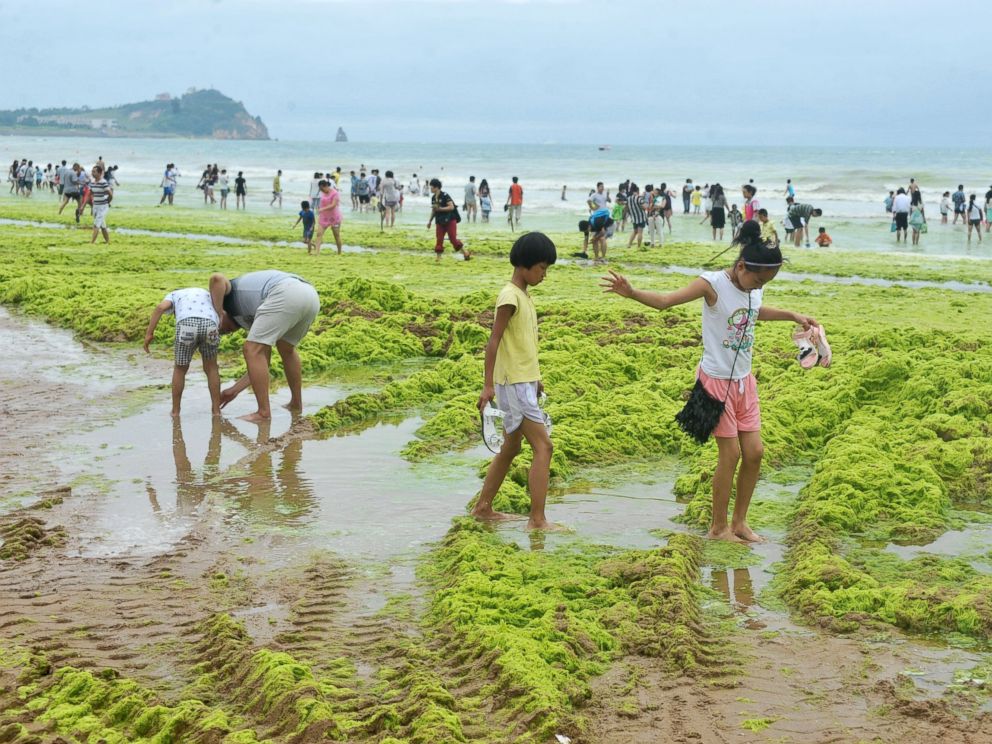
[
  {"left": 674, "top": 379, "right": 727, "bottom": 444},
  {"left": 674, "top": 292, "right": 751, "bottom": 444}
]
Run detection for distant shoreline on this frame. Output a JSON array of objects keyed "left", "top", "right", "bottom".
[{"left": 0, "top": 128, "right": 269, "bottom": 141}]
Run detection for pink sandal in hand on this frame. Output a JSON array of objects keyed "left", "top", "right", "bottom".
[
  {"left": 792, "top": 326, "right": 819, "bottom": 369},
  {"left": 811, "top": 325, "right": 832, "bottom": 367}
]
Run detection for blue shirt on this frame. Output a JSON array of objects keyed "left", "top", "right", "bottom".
[{"left": 299, "top": 209, "right": 315, "bottom": 229}]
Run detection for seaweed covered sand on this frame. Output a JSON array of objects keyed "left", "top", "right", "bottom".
[{"left": 1, "top": 199, "right": 991, "bottom": 742}]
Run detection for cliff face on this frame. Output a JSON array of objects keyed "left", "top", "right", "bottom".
[{"left": 0, "top": 89, "right": 270, "bottom": 140}]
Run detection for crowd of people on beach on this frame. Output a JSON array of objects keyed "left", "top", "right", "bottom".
[
  {"left": 7, "top": 156, "right": 117, "bottom": 243},
  {"left": 884, "top": 180, "right": 992, "bottom": 245},
  {"left": 9, "top": 151, "right": 992, "bottom": 258}
]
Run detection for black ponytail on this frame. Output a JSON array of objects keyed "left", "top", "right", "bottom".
[{"left": 732, "top": 220, "right": 783, "bottom": 269}]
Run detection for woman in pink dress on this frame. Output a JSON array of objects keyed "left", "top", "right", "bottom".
[{"left": 313, "top": 179, "right": 343, "bottom": 255}]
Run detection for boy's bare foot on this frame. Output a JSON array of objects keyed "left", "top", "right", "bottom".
[
  {"left": 706, "top": 526, "right": 748, "bottom": 544},
  {"left": 526, "top": 518, "right": 566, "bottom": 532},
  {"left": 171, "top": 410, "right": 181, "bottom": 418},
  {"left": 238, "top": 412, "right": 271, "bottom": 423},
  {"left": 732, "top": 523, "right": 767, "bottom": 543},
  {"left": 282, "top": 401, "right": 302, "bottom": 412},
  {"left": 470, "top": 506, "right": 518, "bottom": 522},
  {"left": 211, "top": 409, "right": 222, "bottom": 417}
]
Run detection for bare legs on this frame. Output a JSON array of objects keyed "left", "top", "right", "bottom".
[
  {"left": 312, "top": 224, "right": 342, "bottom": 255},
  {"left": 707, "top": 431, "right": 765, "bottom": 543},
  {"left": 203, "top": 357, "right": 221, "bottom": 415},
  {"left": 170, "top": 365, "right": 188, "bottom": 417},
  {"left": 472, "top": 417, "right": 554, "bottom": 530},
  {"left": 170, "top": 357, "right": 222, "bottom": 416},
  {"left": 276, "top": 340, "right": 303, "bottom": 412},
  {"left": 241, "top": 341, "right": 273, "bottom": 422}
]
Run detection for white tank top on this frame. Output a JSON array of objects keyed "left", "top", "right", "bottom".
[{"left": 699, "top": 270, "right": 762, "bottom": 380}]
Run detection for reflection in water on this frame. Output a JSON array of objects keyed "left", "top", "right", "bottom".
[
  {"left": 528, "top": 530, "right": 547, "bottom": 552},
  {"left": 734, "top": 568, "right": 754, "bottom": 607},
  {"left": 711, "top": 566, "right": 755, "bottom": 610},
  {"left": 146, "top": 417, "right": 222, "bottom": 514},
  {"left": 219, "top": 419, "right": 317, "bottom": 526}
]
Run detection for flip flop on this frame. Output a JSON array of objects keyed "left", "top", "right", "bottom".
[
  {"left": 538, "top": 392, "right": 553, "bottom": 436},
  {"left": 792, "top": 326, "right": 819, "bottom": 369},
  {"left": 480, "top": 404, "right": 507, "bottom": 453},
  {"left": 812, "top": 325, "right": 832, "bottom": 368}
]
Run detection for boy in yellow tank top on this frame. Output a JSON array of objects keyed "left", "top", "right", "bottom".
[{"left": 473, "top": 233, "right": 558, "bottom": 530}]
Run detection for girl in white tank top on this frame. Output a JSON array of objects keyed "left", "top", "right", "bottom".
[{"left": 600, "top": 221, "right": 821, "bottom": 545}]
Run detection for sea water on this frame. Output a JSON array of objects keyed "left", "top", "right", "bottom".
[{"left": 3, "top": 135, "right": 991, "bottom": 255}]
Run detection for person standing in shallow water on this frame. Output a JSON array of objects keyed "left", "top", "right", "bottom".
[
  {"left": 235, "top": 171, "right": 247, "bottom": 210},
  {"left": 473, "top": 232, "right": 558, "bottom": 531},
  {"left": 506, "top": 176, "right": 523, "bottom": 231},
  {"left": 211, "top": 270, "right": 321, "bottom": 422},
  {"left": 601, "top": 221, "right": 821, "bottom": 543}
]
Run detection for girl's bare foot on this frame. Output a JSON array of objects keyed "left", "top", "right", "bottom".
[
  {"left": 706, "top": 526, "right": 748, "bottom": 544},
  {"left": 732, "top": 523, "right": 767, "bottom": 543},
  {"left": 470, "top": 506, "right": 518, "bottom": 522}
]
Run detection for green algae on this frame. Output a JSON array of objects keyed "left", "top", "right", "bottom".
[
  {"left": 417, "top": 520, "right": 709, "bottom": 740},
  {"left": 0, "top": 648, "right": 265, "bottom": 743},
  {"left": 3, "top": 195, "right": 992, "bottom": 285},
  {"left": 701, "top": 539, "right": 763, "bottom": 571},
  {"left": 741, "top": 716, "right": 778, "bottom": 732},
  {"left": 187, "top": 613, "right": 361, "bottom": 740},
  {"left": 0, "top": 517, "right": 65, "bottom": 561}
]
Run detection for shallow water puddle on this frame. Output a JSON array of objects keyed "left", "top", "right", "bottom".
[
  {"left": 57, "top": 380, "right": 351, "bottom": 557},
  {"left": 242, "top": 418, "right": 483, "bottom": 560},
  {"left": 886, "top": 523, "right": 992, "bottom": 574},
  {"left": 0, "top": 306, "right": 152, "bottom": 392},
  {"left": 0, "top": 217, "right": 373, "bottom": 253}
]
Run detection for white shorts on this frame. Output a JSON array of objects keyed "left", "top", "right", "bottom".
[
  {"left": 495, "top": 381, "right": 544, "bottom": 434},
  {"left": 245, "top": 279, "right": 320, "bottom": 347},
  {"left": 93, "top": 204, "right": 109, "bottom": 229}
]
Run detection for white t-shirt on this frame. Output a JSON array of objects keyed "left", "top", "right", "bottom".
[
  {"left": 309, "top": 179, "right": 321, "bottom": 199},
  {"left": 588, "top": 191, "right": 608, "bottom": 210},
  {"left": 892, "top": 193, "right": 911, "bottom": 213},
  {"left": 699, "top": 270, "right": 762, "bottom": 380},
  {"left": 165, "top": 288, "right": 219, "bottom": 324}
]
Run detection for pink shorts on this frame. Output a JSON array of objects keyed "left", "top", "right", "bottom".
[{"left": 697, "top": 368, "right": 761, "bottom": 438}]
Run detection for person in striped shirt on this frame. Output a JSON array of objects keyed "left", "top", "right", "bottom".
[
  {"left": 786, "top": 200, "right": 823, "bottom": 248},
  {"left": 88, "top": 164, "right": 113, "bottom": 244}
]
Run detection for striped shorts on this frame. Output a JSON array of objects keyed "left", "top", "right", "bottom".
[{"left": 174, "top": 317, "right": 219, "bottom": 367}]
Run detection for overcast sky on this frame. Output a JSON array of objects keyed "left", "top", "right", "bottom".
[{"left": 2, "top": 0, "right": 989, "bottom": 145}]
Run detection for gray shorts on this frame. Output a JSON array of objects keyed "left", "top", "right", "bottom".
[
  {"left": 495, "top": 381, "right": 545, "bottom": 434},
  {"left": 175, "top": 317, "right": 219, "bottom": 367},
  {"left": 246, "top": 279, "right": 320, "bottom": 347}
]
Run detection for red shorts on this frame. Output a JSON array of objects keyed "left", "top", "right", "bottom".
[{"left": 697, "top": 368, "right": 761, "bottom": 438}]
